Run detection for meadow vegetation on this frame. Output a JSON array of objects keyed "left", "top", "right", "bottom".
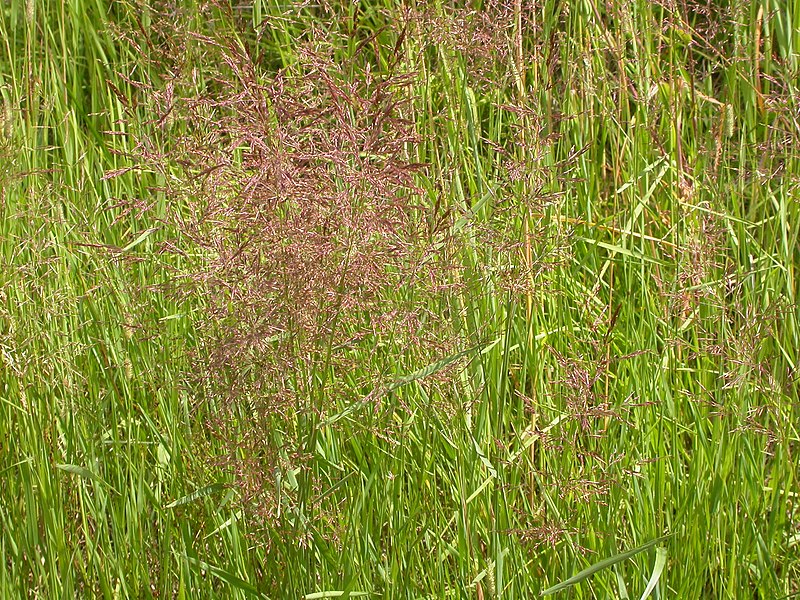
[{"left": 1, "top": 0, "right": 799, "bottom": 597}]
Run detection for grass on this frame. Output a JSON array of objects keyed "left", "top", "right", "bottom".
[{"left": 1, "top": 0, "right": 799, "bottom": 597}]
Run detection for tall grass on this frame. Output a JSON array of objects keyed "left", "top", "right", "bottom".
[{"left": 1, "top": 0, "right": 798, "bottom": 598}]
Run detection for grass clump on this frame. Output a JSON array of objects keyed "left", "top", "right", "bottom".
[{"left": 1, "top": 0, "right": 799, "bottom": 598}]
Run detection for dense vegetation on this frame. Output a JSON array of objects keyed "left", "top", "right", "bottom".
[{"left": 2, "top": 0, "right": 799, "bottom": 597}]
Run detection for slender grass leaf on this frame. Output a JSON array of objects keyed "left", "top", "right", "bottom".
[
  {"left": 186, "top": 555, "right": 267, "bottom": 598},
  {"left": 56, "top": 463, "right": 117, "bottom": 493},
  {"left": 615, "top": 570, "right": 630, "bottom": 600},
  {"left": 614, "top": 158, "right": 667, "bottom": 194},
  {"left": 158, "top": 313, "right": 186, "bottom": 322},
  {"left": 204, "top": 510, "right": 243, "bottom": 539},
  {"left": 0, "top": 456, "right": 33, "bottom": 476},
  {"left": 579, "top": 238, "right": 666, "bottom": 265},
  {"left": 541, "top": 534, "right": 673, "bottom": 596},
  {"left": 452, "top": 186, "right": 497, "bottom": 233},
  {"left": 122, "top": 227, "right": 159, "bottom": 252},
  {"left": 466, "top": 476, "right": 494, "bottom": 504},
  {"left": 322, "top": 345, "right": 484, "bottom": 427},
  {"left": 387, "top": 344, "right": 483, "bottom": 392},
  {"left": 639, "top": 547, "right": 667, "bottom": 600},
  {"left": 165, "top": 483, "right": 225, "bottom": 509},
  {"left": 472, "top": 435, "right": 497, "bottom": 477}
]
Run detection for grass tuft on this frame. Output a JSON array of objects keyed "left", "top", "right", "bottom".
[{"left": 1, "top": 0, "right": 798, "bottom": 597}]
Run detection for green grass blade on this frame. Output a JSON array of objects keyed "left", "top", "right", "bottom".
[
  {"left": 387, "top": 344, "right": 484, "bottom": 392},
  {"left": 55, "top": 463, "right": 117, "bottom": 494},
  {"left": 165, "top": 483, "right": 226, "bottom": 509},
  {"left": 638, "top": 547, "right": 667, "bottom": 600},
  {"left": 186, "top": 555, "right": 267, "bottom": 598},
  {"left": 541, "top": 535, "right": 673, "bottom": 596},
  {"left": 122, "top": 227, "right": 159, "bottom": 252}
]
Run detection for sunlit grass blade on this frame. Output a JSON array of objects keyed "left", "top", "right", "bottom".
[{"left": 639, "top": 547, "right": 668, "bottom": 600}]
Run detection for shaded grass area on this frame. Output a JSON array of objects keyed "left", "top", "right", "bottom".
[{"left": 1, "top": 0, "right": 799, "bottom": 598}]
